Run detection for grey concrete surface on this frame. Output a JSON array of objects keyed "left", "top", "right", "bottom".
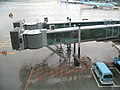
[{"left": 0, "top": 0, "right": 120, "bottom": 90}]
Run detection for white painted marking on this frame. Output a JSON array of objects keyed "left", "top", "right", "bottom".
[
  {"left": 109, "top": 67, "right": 115, "bottom": 69},
  {"left": 90, "top": 68, "right": 120, "bottom": 88},
  {"left": 114, "top": 85, "right": 120, "bottom": 87},
  {"left": 115, "top": 68, "right": 120, "bottom": 74},
  {"left": 90, "top": 68, "right": 100, "bottom": 87},
  {"left": 0, "top": 39, "right": 10, "bottom": 48},
  {"left": 112, "top": 81, "right": 115, "bottom": 86}
]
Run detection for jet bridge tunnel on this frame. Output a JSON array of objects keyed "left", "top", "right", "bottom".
[{"left": 10, "top": 23, "right": 120, "bottom": 51}]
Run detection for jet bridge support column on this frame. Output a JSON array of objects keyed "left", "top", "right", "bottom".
[
  {"left": 74, "top": 43, "right": 76, "bottom": 55},
  {"left": 67, "top": 44, "right": 71, "bottom": 66},
  {"left": 78, "top": 24, "right": 81, "bottom": 61},
  {"left": 59, "top": 44, "right": 63, "bottom": 66},
  {"left": 73, "top": 43, "right": 80, "bottom": 67},
  {"left": 73, "top": 24, "right": 81, "bottom": 67}
]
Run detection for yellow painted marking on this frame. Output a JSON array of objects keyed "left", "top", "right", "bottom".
[
  {"left": 0, "top": 39, "right": 10, "bottom": 48},
  {"left": 0, "top": 43, "right": 11, "bottom": 44},
  {"left": 0, "top": 52, "right": 15, "bottom": 55},
  {"left": 0, "top": 39, "right": 15, "bottom": 55},
  {"left": 0, "top": 45, "right": 11, "bottom": 48},
  {"left": 7, "top": 52, "right": 15, "bottom": 54}
]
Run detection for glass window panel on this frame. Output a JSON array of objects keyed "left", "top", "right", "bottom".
[
  {"left": 113, "top": 27, "right": 119, "bottom": 36},
  {"left": 106, "top": 27, "right": 112, "bottom": 37}
]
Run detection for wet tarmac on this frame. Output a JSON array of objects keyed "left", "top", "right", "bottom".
[{"left": 0, "top": 0, "right": 120, "bottom": 90}]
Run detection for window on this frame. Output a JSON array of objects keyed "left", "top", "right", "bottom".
[
  {"left": 104, "top": 75, "right": 112, "bottom": 78},
  {"left": 96, "top": 66, "right": 102, "bottom": 76}
]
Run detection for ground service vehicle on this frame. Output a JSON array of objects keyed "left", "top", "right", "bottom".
[
  {"left": 93, "top": 62, "right": 113, "bottom": 84},
  {"left": 113, "top": 57, "right": 120, "bottom": 70}
]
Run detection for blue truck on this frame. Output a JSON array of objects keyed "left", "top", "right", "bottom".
[{"left": 113, "top": 57, "right": 120, "bottom": 70}]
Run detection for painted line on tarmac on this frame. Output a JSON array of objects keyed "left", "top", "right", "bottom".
[
  {"left": 90, "top": 68, "right": 100, "bottom": 87},
  {"left": 0, "top": 39, "right": 10, "bottom": 49},
  {"left": 114, "top": 85, "right": 120, "bottom": 87},
  {"left": 0, "top": 45, "right": 11, "bottom": 48},
  {"left": 109, "top": 67, "right": 115, "bottom": 69},
  {"left": 90, "top": 68, "right": 117, "bottom": 88},
  {"left": 110, "top": 68, "right": 120, "bottom": 87},
  {"left": 109, "top": 67, "right": 120, "bottom": 74},
  {"left": 115, "top": 68, "right": 120, "bottom": 74},
  {"left": 7, "top": 52, "right": 15, "bottom": 55},
  {"left": 24, "top": 67, "right": 34, "bottom": 90},
  {"left": 0, "top": 43, "right": 11, "bottom": 44},
  {"left": 112, "top": 81, "right": 115, "bottom": 86}
]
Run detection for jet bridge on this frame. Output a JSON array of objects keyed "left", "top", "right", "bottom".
[{"left": 10, "top": 24, "right": 120, "bottom": 50}]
